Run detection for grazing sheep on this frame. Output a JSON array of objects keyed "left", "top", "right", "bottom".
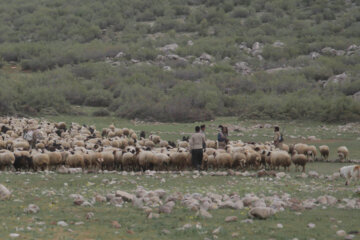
[
  {"left": 13, "top": 151, "right": 33, "bottom": 171},
  {"left": 268, "top": 150, "right": 291, "bottom": 171},
  {"left": 307, "top": 145, "right": 317, "bottom": 162},
  {"left": 0, "top": 150, "right": 15, "bottom": 171},
  {"left": 339, "top": 165, "right": 360, "bottom": 185},
  {"left": 291, "top": 151, "right": 308, "bottom": 172},
  {"left": 32, "top": 151, "right": 50, "bottom": 171},
  {"left": 294, "top": 143, "right": 309, "bottom": 155},
  {"left": 337, "top": 146, "right": 349, "bottom": 162},
  {"left": 319, "top": 145, "right": 330, "bottom": 161},
  {"left": 65, "top": 152, "right": 85, "bottom": 169}
]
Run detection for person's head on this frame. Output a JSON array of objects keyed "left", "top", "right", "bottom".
[
  {"left": 195, "top": 126, "right": 200, "bottom": 132},
  {"left": 274, "top": 126, "right": 280, "bottom": 132},
  {"left": 200, "top": 125, "right": 205, "bottom": 131}
]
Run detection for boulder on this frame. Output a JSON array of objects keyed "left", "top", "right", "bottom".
[
  {"left": 24, "top": 204, "right": 40, "bottom": 214},
  {"left": 352, "top": 91, "right": 360, "bottom": 102},
  {"left": 115, "top": 190, "right": 135, "bottom": 202},
  {"left": 234, "top": 62, "right": 252, "bottom": 75},
  {"left": 324, "top": 73, "right": 348, "bottom": 87},
  {"left": 272, "top": 41, "right": 285, "bottom": 48},
  {"left": 310, "top": 52, "right": 320, "bottom": 59},
  {"left": 248, "top": 207, "right": 276, "bottom": 219},
  {"left": 158, "top": 43, "right": 179, "bottom": 52},
  {"left": 225, "top": 216, "right": 238, "bottom": 222}
]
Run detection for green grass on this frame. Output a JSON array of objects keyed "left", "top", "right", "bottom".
[{"left": 0, "top": 162, "right": 359, "bottom": 240}]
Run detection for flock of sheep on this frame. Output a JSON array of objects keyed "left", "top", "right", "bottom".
[{"left": 0, "top": 117, "right": 350, "bottom": 173}]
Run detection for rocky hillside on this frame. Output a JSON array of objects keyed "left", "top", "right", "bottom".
[{"left": 0, "top": 0, "right": 360, "bottom": 122}]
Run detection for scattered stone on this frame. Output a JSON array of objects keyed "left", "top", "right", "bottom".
[
  {"left": 115, "top": 190, "right": 135, "bottom": 202},
  {"left": 9, "top": 233, "right": 20, "bottom": 238},
  {"left": 337, "top": 230, "right": 346, "bottom": 237},
  {"left": 112, "top": 221, "right": 121, "bottom": 228},
  {"left": 198, "top": 208, "right": 213, "bottom": 219},
  {"left": 308, "top": 223, "right": 316, "bottom": 229},
  {"left": 308, "top": 171, "right": 319, "bottom": 178},
  {"left": 248, "top": 207, "right": 276, "bottom": 219},
  {"left": 57, "top": 221, "right": 68, "bottom": 227},
  {"left": 225, "top": 216, "right": 238, "bottom": 222},
  {"left": 277, "top": 223, "right": 283, "bottom": 228},
  {"left": 212, "top": 226, "right": 222, "bottom": 234},
  {"left": 24, "top": 204, "right": 40, "bottom": 214}
]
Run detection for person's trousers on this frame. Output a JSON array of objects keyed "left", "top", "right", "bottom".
[{"left": 191, "top": 149, "right": 203, "bottom": 170}]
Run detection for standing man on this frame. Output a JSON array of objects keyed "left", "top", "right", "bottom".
[
  {"left": 189, "top": 126, "right": 206, "bottom": 171},
  {"left": 217, "top": 125, "right": 228, "bottom": 149},
  {"left": 273, "top": 126, "right": 283, "bottom": 149},
  {"left": 200, "top": 125, "right": 206, "bottom": 150}
]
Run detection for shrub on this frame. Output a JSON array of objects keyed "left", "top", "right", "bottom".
[
  {"left": 84, "top": 89, "right": 113, "bottom": 107},
  {"left": 92, "top": 108, "right": 111, "bottom": 116}
]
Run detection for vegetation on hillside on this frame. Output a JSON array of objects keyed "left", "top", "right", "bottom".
[{"left": 0, "top": 0, "right": 360, "bottom": 122}]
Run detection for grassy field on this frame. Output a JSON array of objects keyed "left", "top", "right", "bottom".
[
  {"left": 1, "top": 115, "right": 359, "bottom": 239},
  {"left": 0, "top": 162, "right": 359, "bottom": 240}
]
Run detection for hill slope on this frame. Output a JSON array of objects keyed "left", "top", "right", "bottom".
[{"left": 0, "top": 0, "right": 360, "bottom": 122}]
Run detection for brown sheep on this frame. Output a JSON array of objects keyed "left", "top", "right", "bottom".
[
  {"left": 0, "top": 150, "right": 15, "bottom": 171},
  {"left": 291, "top": 151, "right": 308, "bottom": 172},
  {"left": 337, "top": 146, "right": 349, "bottom": 162},
  {"left": 268, "top": 150, "right": 291, "bottom": 171},
  {"left": 319, "top": 145, "right": 329, "bottom": 161},
  {"left": 32, "top": 152, "right": 50, "bottom": 171}
]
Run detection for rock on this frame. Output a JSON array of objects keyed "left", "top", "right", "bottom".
[
  {"left": 276, "top": 172, "right": 286, "bottom": 178},
  {"left": 232, "top": 233, "right": 239, "bottom": 237},
  {"left": 57, "top": 221, "right": 68, "bottom": 227},
  {"left": 321, "top": 47, "right": 338, "bottom": 56},
  {"left": 112, "top": 221, "right": 121, "bottom": 228},
  {"left": 248, "top": 207, "right": 276, "bottom": 219},
  {"left": 324, "top": 73, "right": 348, "bottom": 87},
  {"left": 241, "top": 219, "right": 253, "bottom": 224},
  {"left": 9, "top": 233, "right": 20, "bottom": 238},
  {"left": 225, "top": 216, "right": 238, "bottom": 222},
  {"left": 115, "top": 51, "right": 125, "bottom": 58},
  {"left": 162, "top": 229, "right": 171, "bottom": 235},
  {"left": 310, "top": 52, "right": 320, "bottom": 59},
  {"left": 106, "top": 194, "right": 116, "bottom": 202},
  {"left": 95, "top": 194, "right": 106, "bottom": 203},
  {"left": 0, "top": 184, "right": 11, "bottom": 200},
  {"left": 163, "top": 66, "right": 172, "bottom": 72},
  {"left": 272, "top": 41, "right": 285, "bottom": 48},
  {"left": 57, "top": 166, "right": 69, "bottom": 174},
  {"left": 187, "top": 40, "right": 194, "bottom": 46},
  {"left": 234, "top": 62, "right": 252, "bottom": 75},
  {"left": 24, "top": 204, "right": 40, "bottom": 214},
  {"left": 158, "top": 43, "right": 179, "bottom": 52},
  {"left": 148, "top": 212, "right": 160, "bottom": 219},
  {"left": 347, "top": 44, "right": 358, "bottom": 51},
  {"left": 110, "top": 197, "right": 124, "bottom": 206},
  {"left": 115, "top": 190, "right": 134, "bottom": 202},
  {"left": 337, "top": 230, "right": 346, "bottom": 237},
  {"left": 352, "top": 91, "right": 360, "bottom": 102},
  {"left": 212, "top": 226, "right": 222, "bottom": 234},
  {"left": 277, "top": 223, "right": 283, "bottom": 228},
  {"left": 308, "top": 223, "right": 316, "bottom": 229},
  {"left": 252, "top": 199, "right": 266, "bottom": 208},
  {"left": 199, "top": 208, "right": 213, "bottom": 218},
  {"left": 199, "top": 53, "right": 213, "bottom": 62},
  {"left": 307, "top": 136, "right": 317, "bottom": 140},
  {"left": 73, "top": 196, "right": 85, "bottom": 206},
  {"left": 308, "top": 171, "right": 319, "bottom": 178}
]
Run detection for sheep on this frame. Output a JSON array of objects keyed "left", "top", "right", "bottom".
[
  {"left": 319, "top": 145, "right": 330, "bottom": 161},
  {"left": 65, "top": 152, "right": 85, "bottom": 169},
  {"left": 339, "top": 165, "right": 360, "bottom": 185},
  {"left": 244, "top": 150, "right": 261, "bottom": 169},
  {"left": 32, "top": 151, "right": 50, "bottom": 171},
  {"left": 122, "top": 151, "right": 137, "bottom": 171},
  {"left": 55, "top": 122, "right": 67, "bottom": 130},
  {"left": 307, "top": 145, "right": 317, "bottom": 162},
  {"left": 215, "top": 152, "right": 233, "bottom": 169},
  {"left": 268, "top": 150, "right": 291, "bottom": 171},
  {"left": 100, "top": 150, "right": 115, "bottom": 170},
  {"left": 337, "top": 146, "right": 349, "bottom": 162},
  {"left": 206, "top": 140, "right": 217, "bottom": 149},
  {"left": 122, "top": 128, "right": 130, "bottom": 136},
  {"left": 159, "top": 140, "right": 169, "bottom": 148},
  {"left": 231, "top": 151, "right": 246, "bottom": 170},
  {"left": 169, "top": 150, "right": 188, "bottom": 170},
  {"left": 294, "top": 143, "right": 309, "bottom": 155},
  {"left": 13, "top": 151, "right": 33, "bottom": 171},
  {"left": 154, "top": 152, "right": 170, "bottom": 170},
  {"left": 138, "top": 150, "right": 156, "bottom": 171},
  {"left": 13, "top": 140, "right": 30, "bottom": 151},
  {"left": 114, "top": 150, "right": 123, "bottom": 170},
  {"left": 0, "top": 150, "right": 15, "bottom": 171},
  {"left": 291, "top": 151, "right": 308, "bottom": 172},
  {"left": 46, "top": 151, "right": 64, "bottom": 170},
  {"left": 149, "top": 135, "right": 161, "bottom": 144},
  {"left": 145, "top": 140, "right": 155, "bottom": 149},
  {"left": 177, "top": 141, "right": 189, "bottom": 149}
]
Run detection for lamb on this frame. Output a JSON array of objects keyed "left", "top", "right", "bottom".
[
  {"left": 319, "top": 145, "right": 330, "bottom": 161},
  {"left": 337, "top": 146, "right": 349, "bottom": 162},
  {"left": 0, "top": 150, "right": 15, "bottom": 171},
  {"left": 339, "top": 165, "right": 360, "bottom": 185},
  {"left": 291, "top": 151, "right": 308, "bottom": 172}
]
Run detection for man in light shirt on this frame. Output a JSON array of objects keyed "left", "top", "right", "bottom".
[{"left": 189, "top": 126, "right": 206, "bottom": 171}]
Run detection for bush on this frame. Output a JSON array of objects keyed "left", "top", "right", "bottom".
[
  {"left": 92, "top": 108, "right": 111, "bottom": 116},
  {"left": 232, "top": 7, "right": 249, "bottom": 18},
  {"left": 84, "top": 89, "right": 113, "bottom": 107}
]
